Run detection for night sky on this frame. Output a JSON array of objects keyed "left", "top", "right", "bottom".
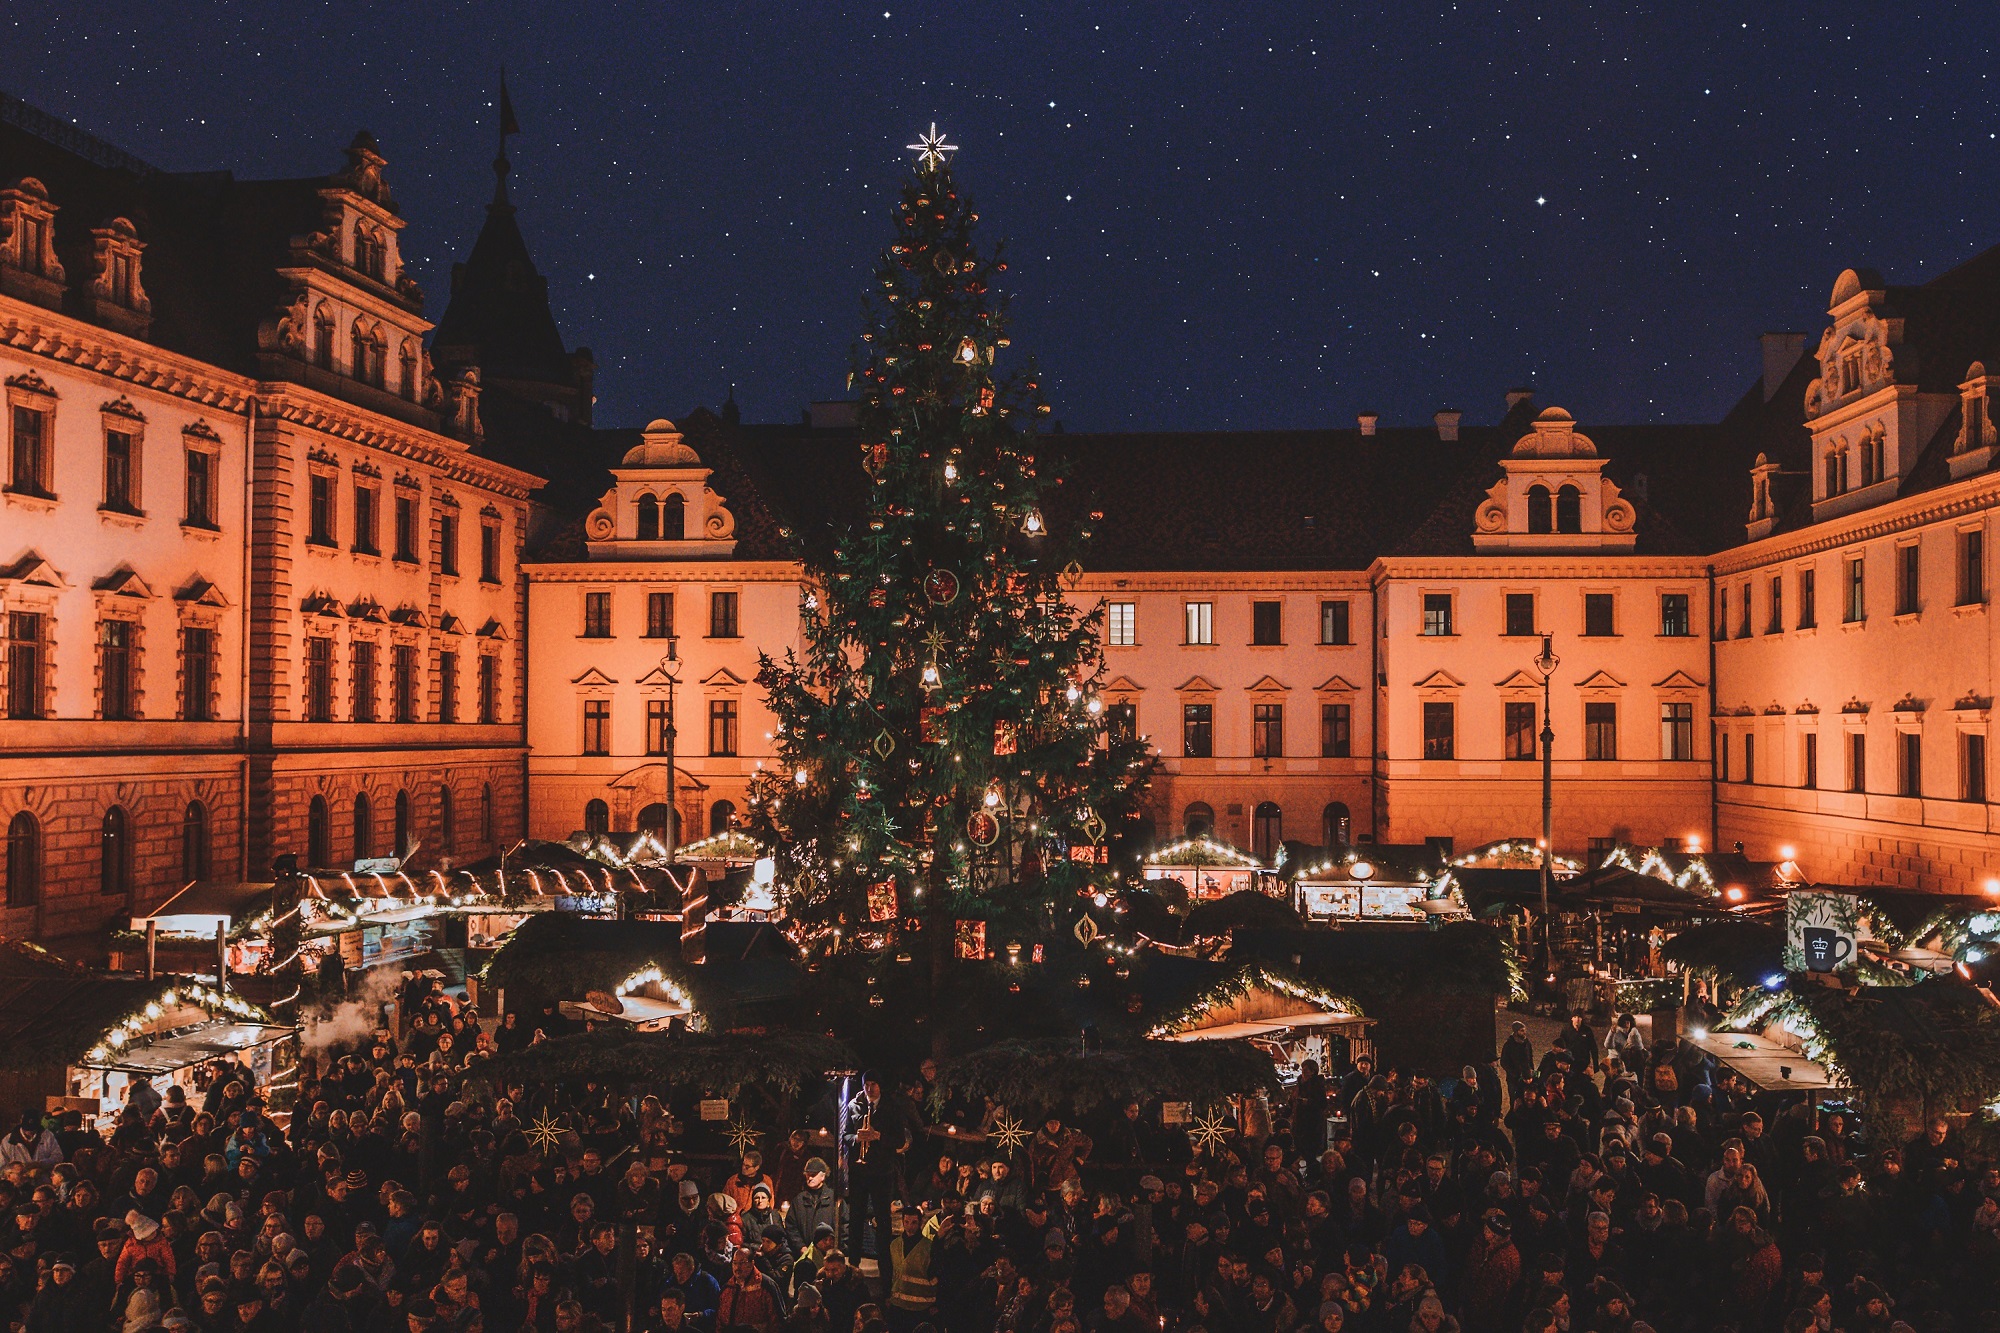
[{"left": 11, "top": 3, "right": 1996, "bottom": 433}]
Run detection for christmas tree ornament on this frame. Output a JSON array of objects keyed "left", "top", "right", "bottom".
[
  {"left": 954, "top": 335, "right": 980, "bottom": 364},
  {"left": 967, "top": 809, "right": 1001, "bottom": 847},
  {"left": 923, "top": 569, "right": 961, "bottom": 605},
  {"left": 726, "top": 1119, "right": 763, "bottom": 1155},
  {"left": 988, "top": 1113, "right": 1029, "bottom": 1152},
  {"left": 1188, "top": 1109, "right": 1233, "bottom": 1155},
  {"left": 526, "top": 1115, "right": 566, "bottom": 1155},
  {"left": 873, "top": 730, "right": 897, "bottom": 758}
]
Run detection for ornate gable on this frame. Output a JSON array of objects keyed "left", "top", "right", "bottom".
[
  {"left": 1471, "top": 408, "right": 1636, "bottom": 552},
  {"left": 584, "top": 419, "right": 738, "bottom": 559}
]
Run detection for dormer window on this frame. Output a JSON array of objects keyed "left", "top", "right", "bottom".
[
  {"left": 1526, "top": 484, "right": 1551, "bottom": 534},
  {"left": 660, "top": 493, "right": 685, "bottom": 540},
  {"left": 313, "top": 305, "right": 336, "bottom": 371},
  {"left": 1968, "top": 391, "right": 1989, "bottom": 455},
  {"left": 0, "top": 178, "right": 65, "bottom": 309},
  {"left": 1555, "top": 484, "right": 1582, "bottom": 534},
  {"left": 637, "top": 494, "right": 660, "bottom": 541},
  {"left": 1841, "top": 350, "right": 1863, "bottom": 395},
  {"left": 16, "top": 213, "right": 46, "bottom": 276},
  {"left": 354, "top": 225, "right": 387, "bottom": 281}
]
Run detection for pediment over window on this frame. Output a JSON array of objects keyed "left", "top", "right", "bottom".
[
  {"left": 1493, "top": 669, "right": 1543, "bottom": 691},
  {"left": 1314, "top": 674, "right": 1358, "bottom": 694},
  {"left": 1103, "top": 674, "right": 1145, "bottom": 693},
  {"left": 0, "top": 552, "right": 65, "bottom": 588},
  {"left": 300, "top": 592, "right": 344, "bottom": 618},
  {"left": 1654, "top": 670, "right": 1706, "bottom": 691},
  {"left": 635, "top": 663, "right": 680, "bottom": 687},
  {"left": 436, "top": 613, "right": 467, "bottom": 636},
  {"left": 571, "top": 667, "right": 619, "bottom": 687},
  {"left": 175, "top": 577, "right": 230, "bottom": 609},
  {"left": 476, "top": 619, "right": 508, "bottom": 640},
  {"left": 1414, "top": 670, "right": 1464, "bottom": 690},
  {"left": 701, "top": 667, "right": 748, "bottom": 688},
  {"left": 347, "top": 599, "right": 388, "bottom": 623},
  {"left": 1245, "top": 674, "right": 1290, "bottom": 693},
  {"left": 1175, "top": 675, "right": 1219, "bottom": 694},
  {"left": 93, "top": 567, "right": 156, "bottom": 600},
  {"left": 1576, "top": 669, "right": 1627, "bottom": 690},
  {"left": 388, "top": 604, "right": 427, "bottom": 627}
]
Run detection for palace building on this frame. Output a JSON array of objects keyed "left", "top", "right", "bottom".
[{"left": 4, "top": 95, "right": 1999, "bottom": 950}]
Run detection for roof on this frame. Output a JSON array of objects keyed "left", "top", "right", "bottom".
[
  {"left": 0, "top": 939, "right": 256, "bottom": 1072},
  {"left": 430, "top": 192, "right": 581, "bottom": 391}
]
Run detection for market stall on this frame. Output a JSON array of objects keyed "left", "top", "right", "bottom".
[{"left": 1142, "top": 837, "right": 1273, "bottom": 902}]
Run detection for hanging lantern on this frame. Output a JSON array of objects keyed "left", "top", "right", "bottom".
[
  {"left": 954, "top": 336, "right": 980, "bottom": 365},
  {"left": 921, "top": 662, "right": 942, "bottom": 691},
  {"left": 1021, "top": 509, "right": 1045, "bottom": 536}
]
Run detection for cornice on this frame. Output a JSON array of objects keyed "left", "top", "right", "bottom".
[
  {"left": 1369, "top": 555, "right": 1709, "bottom": 582},
  {"left": 525, "top": 560, "right": 806, "bottom": 583},
  {"left": 1717, "top": 476, "right": 2000, "bottom": 575},
  {"left": 0, "top": 300, "right": 253, "bottom": 413},
  {"left": 1074, "top": 570, "right": 1373, "bottom": 593},
  {"left": 256, "top": 386, "right": 542, "bottom": 500}
]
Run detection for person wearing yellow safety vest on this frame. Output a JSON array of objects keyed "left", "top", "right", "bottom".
[{"left": 885, "top": 1201, "right": 940, "bottom": 1330}]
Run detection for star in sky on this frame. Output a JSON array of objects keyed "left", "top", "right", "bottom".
[{"left": 906, "top": 123, "right": 957, "bottom": 171}]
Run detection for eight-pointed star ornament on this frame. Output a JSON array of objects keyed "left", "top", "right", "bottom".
[
  {"left": 988, "top": 1112, "right": 1028, "bottom": 1152},
  {"left": 907, "top": 122, "right": 958, "bottom": 171}
]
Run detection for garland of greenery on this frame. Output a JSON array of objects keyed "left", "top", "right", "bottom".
[{"left": 1141, "top": 963, "right": 1360, "bottom": 1039}]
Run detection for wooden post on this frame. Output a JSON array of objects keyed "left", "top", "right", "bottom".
[
  {"left": 144, "top": 920, "right": 156, "bottom": 981},
  {"left": 216, "top": 921, "right": 228, "bottom": 992}
]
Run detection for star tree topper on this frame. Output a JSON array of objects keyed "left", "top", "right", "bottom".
[{"left": 906, "top": 122, "right": 958, "bottom": 171}]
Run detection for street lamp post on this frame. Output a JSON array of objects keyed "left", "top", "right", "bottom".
[
  {"left": 1534, "top": 633, "right": 1561, "bottom": 983},
  {"left": 661, "top": 638, "right": 680, "bottom": 866}
]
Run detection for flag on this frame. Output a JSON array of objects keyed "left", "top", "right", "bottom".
[{"left": 498, "top": 73, "right": 520, "bottom": 138}]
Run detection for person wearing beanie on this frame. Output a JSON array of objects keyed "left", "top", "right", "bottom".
[
  {"left": 786, "top": 1158, "right": 842, "bottom": 1254},
  {"left": 115, "top": 1212, "right": 175, "bottom": 1289}
]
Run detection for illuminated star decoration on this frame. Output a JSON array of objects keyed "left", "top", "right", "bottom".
[
  {"left": 988, "top": 1112, "right": 1028, "bottom": 1152},
  {"left": 526, "top": 1114, "right": 566, "bottom": 1155},
  {"left": 1188, "top": 1109, "right": 1232, "bottom": 1156},
  {"left": 726, "top": 1119, "right": 763, "bottom": 1155},
  {"left": 906, "top": 122, "right": 958, "bottom": 171}
]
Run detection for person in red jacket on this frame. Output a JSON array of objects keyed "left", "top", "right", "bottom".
[{"left": 714, "top": 1249, "right": 785, "bottom": 1333}]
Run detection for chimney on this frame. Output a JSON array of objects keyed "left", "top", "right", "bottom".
[
  {"left": 1505, "top": 386, "right": 1536, "bottom": 412},
  {"left": 1356, "top": 411, "right": 1379, "bottom": 437},
  {"left": 1434, "top": 410, "right": 1462, "bottom": 442},
  {"left": 1761, "top": 332, "right": 1808, "bottom": 402}
]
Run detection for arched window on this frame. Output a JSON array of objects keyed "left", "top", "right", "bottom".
[
  {"left": 1322, "top": 801, "right": 1351, "bottom": 850},
  {"left": 660, "top": 494, "right": 686, "bottom": 541},
  {"left": 1252, "top": 801, "right": 1283, "bottom": 861},
  {"left": 638, "top": 803, "right": 678, "bottom": 844},
  {"left": 709, "top": 799, "right": 736, "bottom": 835},
  {"left": 438, "top": 786, "right": 456, "bottom": 857},
  {"left": 7, "top": 812, "right": 41, "bottom": 907},
  {"left": 1526, "top": 484, "right": 1552, "bottom": 534},
  {"left": 307, "top": 795, "right": 330, "bottom": 867},
  {"left": 583, "top": 799, "right": 610, "bottom": 836},
  {"left": 313, "top": 305, "right": 335, "bottom": 370},
  {"left": 399, "top": 340, "right": 420, "bottom": 402},
  {"left": 350, "top": 321, "right": 370, "bottom": 380},
  {"left": 181, "top": 802, "right": 209, "bottom": 884},
  {"left": 480, "top": 783, "right": 495, "bottom": 848},
  {"left": 100, "top": 806, "right": 132, "bottom": 899},
  {"left": 1555, "top": 484, "right": 1582, "bottom": 534},
  {"left": 353, "top": 792, "right": 374, "bottom": 863},
  {"left": 394, "top": 790, "right": 411, "bottom": 859},
  {"left": 636, "top": 494, "right": 660, "bottom": 541},
  {"left": 1182, "top": 802, "right": 1215, "bottom": 838}
]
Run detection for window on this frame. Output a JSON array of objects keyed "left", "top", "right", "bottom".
[
  {"left": 1964, "top": 733, "right": 1988, "bottom": 804},
  {"left": 1804, "top": 732, "right": 1818, "bottom": 790},
  {"left": 1846, "top": 557, "right": 1866, "bottom": 623},
  {"left": 581, "top": 699, "right": 611, "bottom": 755},
  {"left": 1322, "top": 802, "right": 1351, "bottom": 848},
  {"left": 185, "top": 445, "right": 216, "bottom": 528},
  {"left": 1105, "top": 700, "right": 1136, "bottom": 743},
  {"left": 305, "top": 637, "right": 334, "bottom": 723},
  {"left": 313, "top": 307, "right": 335, "bottom": 370},
  {"left": 1715, "top": 587, "right": 1729, "bottom": 641},
  {"left": 1767, "top": 577, "right": 1783, "bottom": 634},
  {"left": 103, "top": 428, "right": 138, "bottom": 512},
  {"left": 1182, "top": 702, "right": 1213, "bottom": 758},
  {"left": 659, "top": 494, "right": 686, "bottom": 540},
  {"left": 350, "top": 324, "right": 385, "bottom": 388},
  {"left": 181, "top": 802, "right": 209, "bottom": 884},
  {"left": 350, "top": 641, "right": 377, "bottom": 722},
  {"left": 394, "top": 790, "right": 412, "bottom": 858},
  {"left": 439, "top": 511, "right": 460, "bottom": 576},
  {"left": 646, "top": 592, "right": 675, "bottom": 639},
  {"left": 638, "top": 803, "right": 674, "bottom": 841},
  {"left": 439, "top": 786, "right": 456, "bottom": 855},
  {"left": 708, "top": 699, "right": 739, "bottom": 756},
  {"left": 1584, "top": 593, "right": 1615, "bottom": 637},
  {"left": 399, "top": 343, "right": 419, "bottom": 401},
  {"left": 1798, "top": 566, "right": 1817, "bottom": 629},
  {"left": 1527, "top": 484, "right": 1552, "bottom": 534},
  {"left": 352, "top": 484, "right": 379, "bottom": 554},
  {"left": 307, "top": 796, "right": 330, "bottom": 868},
  {"left": 1961, "top": 529, "right": 1987, "bottom": 606},
  {"left": 1825, "top": 444, "right": 1848, "bottom": 497},
  {"left": 308, "top": 473, "right": 337, "bottom": 546},
  {"left": 637, "top": 494, "right": 660, "bottom": 541},
  {"left": 437, "top": 650, "right": 458, "bottom": 724},
  {"left": 1505, "top": 701, "right": 1537, "bottom": 760},
  {"left": 1252, "top": 703, "right": 1284, "bottom": 757},
  {"left": 1899, "top": 731, "right": 1923, "bottom": 798},
  {"left": 1184, "top": 602, "right": 1213, "bottom": 645},
  {"left": 181, "top": 626, "right": 215, "bottom": 722},
  {"left": 1861, "top": 432, "right": 1885, "bottom": 487},
  {"left": 394, "top": 493, "right": 418, "bottom": 561},
  {"left": 478, "top": 656, "right": 498, "bottom": 723},
  {"left": 6, "top": 612, "right": 46, "bottom": 719},
  {"left": 1252, "top": 802, "right": 1283, "bottom": 860},
  {"left": 392, "top": 644, "right": 418, "bottom": 722},
  {"left": 1897, "top": 543, "right": 1921, "bottom": 616},
  {"left": 1584, "top": 701, "right": 1618, "bottom": 760},
  {"left": 353, "top": 793, "right": 374, "bottom": 862},
  {"left": 583, "top": 592, "right": 612, "bottom": 638},
  {"left": 1555, "top": 485, "right": 1582, "bottom": 534},
  {"left": 1738, "top": 585, "right": 1752, "bottom": 638},
  {"left": 480, "top": 521, "right": 501, "bottom": 583},
  {"left": 709, "top": 800, "right": 737, "bottom": 836},
  {"left": 99, "top": 806, "right": 131, "bottom": 898},
  {"left": 1320, "top": 703, "right": 1351, "bottom": 758},
  {"left": 645, "top": 699, "right": 673, "bottom": 756},
  {"left": 9, "top": 405, "right": 50, "bottom": 496},
  {"left": 1849, "top": 732, "right": 1867, "bottom": 793},
  {"left": 6, "top": 811, "right": 40, "bottom": 907},
  {"left": 1743, "top": 732, "right": 1757, "bottom": 784},
  {"left": 1661, "top": 702, "right": 1694, "bottom": 761},
  {"left": 1421, "top": 594, "right": 1453, "bottom": 636},
  {"left": 1107, "top": 601, "right": 1136, "bottom": 646},
  {"left": 99, "top": 620, "right": 136, "bottom": 720},
  {"left": 1320, "top": 600, "right": 1351, "bottom": 645},
  {"left": 354, "top": 227, "right": 386, "bottom": 280},
  {"left": 710, "top": 591, "right": 740, "bottom": 638},
  {"left": 1422, "top": 702, "right": 1455, "bottom": 758},
  {"left": 1717, "top": 730, "right": 1730, "bottom": 782},
  {"left": 583, "top": 799, "right": 610, "bottom": 836},
  {"left": 1504, "top": 593, "right": 1536, "bottom": 638},
  {"left": 1660, "top": 592, "right": 1690, "bottom": 637},
  {"left": 1183, "top": 803, "right": 1215, "bottom": 838},
  {"left": 1251, "top": 601, "right": 1282, "bottom": 645}
]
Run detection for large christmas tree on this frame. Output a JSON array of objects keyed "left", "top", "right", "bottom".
[{"left": 748, "top": 131, "right": 1153, "bottom": 971}]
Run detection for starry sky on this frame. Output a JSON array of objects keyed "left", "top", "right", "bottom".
[{"left": 10, "top": 3, "right": 1996, "bottom": 433}]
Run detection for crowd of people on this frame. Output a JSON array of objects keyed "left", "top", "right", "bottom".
[{"left": 0, "top": 982, "right": 1988, "bottom": 1333}]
